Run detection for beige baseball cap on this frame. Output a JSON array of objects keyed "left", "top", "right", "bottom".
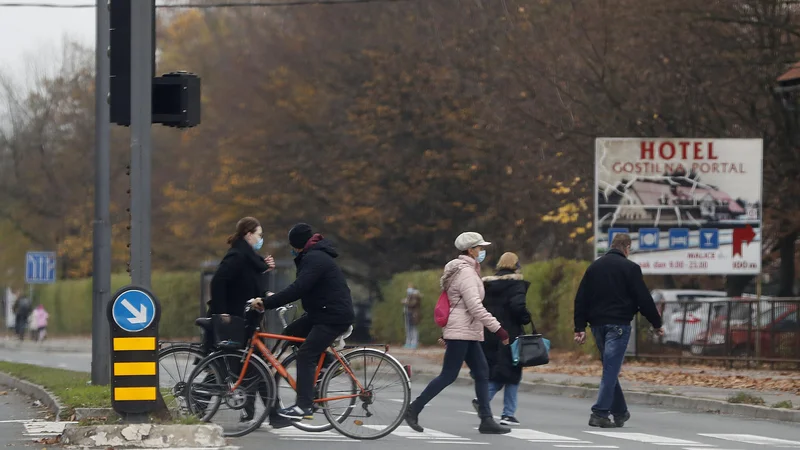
[{"left": 454, "top": 232, "right": 491, "bottom": 251}]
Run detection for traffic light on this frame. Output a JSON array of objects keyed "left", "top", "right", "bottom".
[
  {"left": 152, "top": 72, "right": 202, "bottom": 128},
  {"left": 109, "top": 0, "right": 156, "bottom": 126}
]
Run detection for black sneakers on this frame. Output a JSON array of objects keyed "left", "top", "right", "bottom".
[
  {"left": 500, "top": 415, "right": 520, "bottom": 426},
  {"left": 588, "top": 414, "right": 616, "bottom": 428},
  {"left": 277, "top": 405, "right": 314, "bottom": 421}
]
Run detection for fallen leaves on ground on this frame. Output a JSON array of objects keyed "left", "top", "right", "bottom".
[{"left": 34, "top": 436, "right": 59, "bottom": 445}]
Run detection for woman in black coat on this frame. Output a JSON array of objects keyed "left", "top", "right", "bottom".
[
  {"left": 206, "top": 217, "right": 275, "bottom": 424},
  {"left": 475, "top": 252, "right": 532, "bottom": 427},
  {"left": 208, "top": 216, "right": 274, "bottom": 321}
]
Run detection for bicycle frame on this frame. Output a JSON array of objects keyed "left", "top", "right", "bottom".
[{"left": 231, "top": 330, "right": 367, "bottom": 404}]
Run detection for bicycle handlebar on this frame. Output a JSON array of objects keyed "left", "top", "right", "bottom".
[{"left": 276, "top": 304, "right": 296, "bottom": 329}]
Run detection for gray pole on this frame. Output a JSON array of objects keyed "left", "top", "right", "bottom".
[
  {"left": 91, "top": 0, "right": 112, "bottom": 386},
  {"left": 129, "top": 0, "right": 153, "bottom": 289}
]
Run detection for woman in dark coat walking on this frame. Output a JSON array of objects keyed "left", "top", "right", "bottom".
[
  {"left": 474, "top": 252, "right": 532, "bottom": 426},
  {"left": 206, "top": 217, "right": 275, "bottom": 423}
]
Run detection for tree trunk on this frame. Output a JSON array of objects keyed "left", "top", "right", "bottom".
[{"left": 778, "top": 231, "right": 797, "bottom": 297}]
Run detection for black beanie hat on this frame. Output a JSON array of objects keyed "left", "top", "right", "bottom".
[{"left": 288, "top": 223, "right": 314, "bottom": 249}]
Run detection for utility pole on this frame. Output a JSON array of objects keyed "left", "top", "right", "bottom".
[
  {"left": 91, "top": 0, "right": 112, "bottom": 386},
  {"left": 129, "top": 0, "right": 154, "bottom": 289}
]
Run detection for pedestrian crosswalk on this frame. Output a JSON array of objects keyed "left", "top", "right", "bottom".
[
  {"left": 13, "top": 419, "right": 800, "bottom": 449},
  {"left": 263, "top": 423, "right": 800, "bottom": 449}
]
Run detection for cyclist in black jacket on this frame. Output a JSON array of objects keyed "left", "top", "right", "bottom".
[{"left": 261, "top": 223, "right": 355, "bottom": 421}]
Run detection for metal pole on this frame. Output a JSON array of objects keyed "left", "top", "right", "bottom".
[
  {"left": 129, "top": 0, "right": 153, "bottom": 289},
  {"left": 755, "top": 276, "right": 762, "bottom": 361},
  {"left": 91, "top": 0, "right": 112, "bottom": 387}
]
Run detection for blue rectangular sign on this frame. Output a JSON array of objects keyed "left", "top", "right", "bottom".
[{"left": 25, "top": 252, "right": 56, "bottom": 284}]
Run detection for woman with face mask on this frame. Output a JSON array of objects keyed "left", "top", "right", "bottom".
[
  {"left": 208, "top": 216, "right": 275, "bottom": 327},
  {"left": 405, "top": 232, "right": 511, "bottom": 435}
]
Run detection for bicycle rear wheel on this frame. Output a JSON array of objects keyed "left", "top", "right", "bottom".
[
  {"left": 319, "top": 348, "right": 410, "bottom": 440},
  {"left": 185, "top": 350, "right": 276, "bottom": 438}
]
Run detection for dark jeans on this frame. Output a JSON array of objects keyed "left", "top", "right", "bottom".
[
  {"left": 410, "top": 340, "right": 493, "bottom": 419},
  {"left": 590, "top": 324, "right": 631, "bottom": 418},
  {"left": 295, "top": 321, "right": 349, "bottom": 410}
]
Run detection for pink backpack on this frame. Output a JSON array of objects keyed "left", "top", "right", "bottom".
[
  {"left": 434, "top": 290, "right": 464, "bottom": 327},
  {"left": 434, "top": 291, "right": 451, "bottom": 327}
]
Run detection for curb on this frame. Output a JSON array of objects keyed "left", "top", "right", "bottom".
[
  {"left": 411, "top": 371, "right": 800, "bottom": 424},
  {"left": 0, "top": 371, "right": 64, "bottom": 420},
  {"left": 61, "top": 423, "right": 227, "bottom": 448}
]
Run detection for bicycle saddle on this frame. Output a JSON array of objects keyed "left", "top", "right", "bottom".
[{"left": 195, "top": 317, "right": 212, "bottom": 330}]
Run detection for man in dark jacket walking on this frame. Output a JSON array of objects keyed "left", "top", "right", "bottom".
[
  {"left": 574, "top": 233, "right": 663, "bottom": 428},
  {"left": 262, "top": 223, "right": 355, "bottom": 421}
]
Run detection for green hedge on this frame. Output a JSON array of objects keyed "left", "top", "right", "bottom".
[
  {"left": 372, "top": 259, "right": 599, "bottom": 354},
  {"left": 34, "top": 271, "right": 199, "bottom": 338}
]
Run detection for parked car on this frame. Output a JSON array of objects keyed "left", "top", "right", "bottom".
[
  {"left": 651, "top": 290, "right": 726, "bottom": 347},
  {"left": 691, "top": 303, "right": 798, "bottom": 357}
]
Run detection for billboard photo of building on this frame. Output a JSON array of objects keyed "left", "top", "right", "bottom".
[{"left": 594, "top": 138, "right": 763, "bottom": 275}]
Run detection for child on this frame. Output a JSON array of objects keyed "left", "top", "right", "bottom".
[{"left": 32, "top": 305, "right": 49, "bottom": 342}]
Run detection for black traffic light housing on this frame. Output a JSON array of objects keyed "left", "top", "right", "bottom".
[{"left": 109, "top": 0, "right": 201, "bottom": 129}]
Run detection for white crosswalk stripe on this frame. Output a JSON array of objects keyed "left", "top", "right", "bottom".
[
  {"left": 585, "top": 432, "right": 712, "bottom": 447},
  {"left": 699, "top": 434, "right": 800, "bottom": 447}
]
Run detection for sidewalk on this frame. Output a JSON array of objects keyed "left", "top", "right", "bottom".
[
  {"left": 389, "top": 347, "right": 800, "bottom": 408},
  {"left": 4, "top": 337, "right": 799, "bottom": 408}
]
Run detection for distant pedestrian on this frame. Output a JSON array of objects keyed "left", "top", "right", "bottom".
[
  {"left": 405, "top": 232, "right": 511, "bottom": 435},
  {"left": 403, "top": 283, "right": 422, "bottom": 349},
  {"left": 573, "top": 233, "right": 664, "bottom": 428},
  {"left": 12, "top": 290, "right": 32, "bottom": 342},
  {"left": 32, "top": 304, "right": 49, "bottom": 342},
  {"left": 476, "top": 252, "right": 532, "bottom": 427}
]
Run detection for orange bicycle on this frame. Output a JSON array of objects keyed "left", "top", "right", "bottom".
[{"left": 185, "top": 303, "right": 411, "bottom": 439}]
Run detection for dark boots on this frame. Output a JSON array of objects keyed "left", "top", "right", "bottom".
[{"left": 478, "top": 417, "right": 511, "bottom": 434}]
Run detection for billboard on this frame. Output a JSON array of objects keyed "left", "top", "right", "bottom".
[{"left": 595, "top": 138, "right": 763, "bottom": 275}]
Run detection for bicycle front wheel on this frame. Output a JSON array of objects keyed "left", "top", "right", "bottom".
[
  {"left": 158, "top": 344, "right": 206, "bottom": 418},
  {"left": 319, "top": 348, "right": 410, "bottom": 440},
  {"left": 185, "top": 350, "right": 276, "bottom": 438}
]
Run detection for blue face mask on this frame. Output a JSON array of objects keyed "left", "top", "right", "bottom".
[
  {"left": 291, "top": 249, "right": 299, "bottom": 257},
  {"left": 476, "top": 250, "right": 486, "bottom": 264},
  {"left": 253, "top": 237, "right": 264, "bottom": 251},
  {"left": 407, "top": 288, "right": 415, "bottom": 296}
]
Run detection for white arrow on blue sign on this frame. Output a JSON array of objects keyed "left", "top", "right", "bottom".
[{"left": 111, "top": 289, "right": 156, "bottom": 333}]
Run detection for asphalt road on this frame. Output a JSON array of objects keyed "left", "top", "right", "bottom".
[
  {"left": 0, "top": 387, "right": 56, "bottom": 450},
  {"left": 1, "top": 346, "right": 800, "bottom": 449},
  {"left": 239, "top": 380, "right": 800, "bottom": 450}
]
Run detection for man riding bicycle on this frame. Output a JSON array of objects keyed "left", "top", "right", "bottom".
[{"left": 259, "top": 223, "right": 355, "bottom": 421}]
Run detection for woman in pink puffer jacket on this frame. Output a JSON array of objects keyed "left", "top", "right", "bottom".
[{"left": 404, "top": 232, "right": 511, "bottom": 435}]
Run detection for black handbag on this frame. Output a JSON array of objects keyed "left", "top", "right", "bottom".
[
  {"left": 511, "top": 324, "right": 550, "bottom": 367},
  {"left": 211, "top": 314, "right": 248, "bottom": 349}
]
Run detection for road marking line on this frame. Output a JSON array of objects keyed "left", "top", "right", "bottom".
[
  {"left": 699, "top": 434, "right": 800, "bottom": 446},
  {"left": 458, "top": 410, "right": 502, "bottom": 420},
  {"left": 585, "top": 432, "right": 708, "bottom": 446},
  {"left": 427, "top": 442, "right": 489, "bottom": 445},
  {"left": 365, "top": 424, "right": 470, "bottom": 441},
  {"left": 554, "top": 446, "right": 619, "bottom": 449},
  {"left": 505, "top": 428, "right": 590, "bottom": 443}
]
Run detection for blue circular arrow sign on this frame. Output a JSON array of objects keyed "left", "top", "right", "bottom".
[{"left": 111, "top": 289, "right": 156, "bottom": 333}]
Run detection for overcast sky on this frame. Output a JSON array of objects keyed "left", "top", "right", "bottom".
[{"left": 0, "top": 1, "right": 95, "bottom": 83}]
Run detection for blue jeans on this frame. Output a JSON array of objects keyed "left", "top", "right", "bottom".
[
  {"left": 488, "top": 381, "right": 519, "bottom": 417},
  {"left": 590, "top": 325, "right": 631, "bottom": 418},
  {"left": 410, "top": 340, "right": 493, "bottom": 419}
]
